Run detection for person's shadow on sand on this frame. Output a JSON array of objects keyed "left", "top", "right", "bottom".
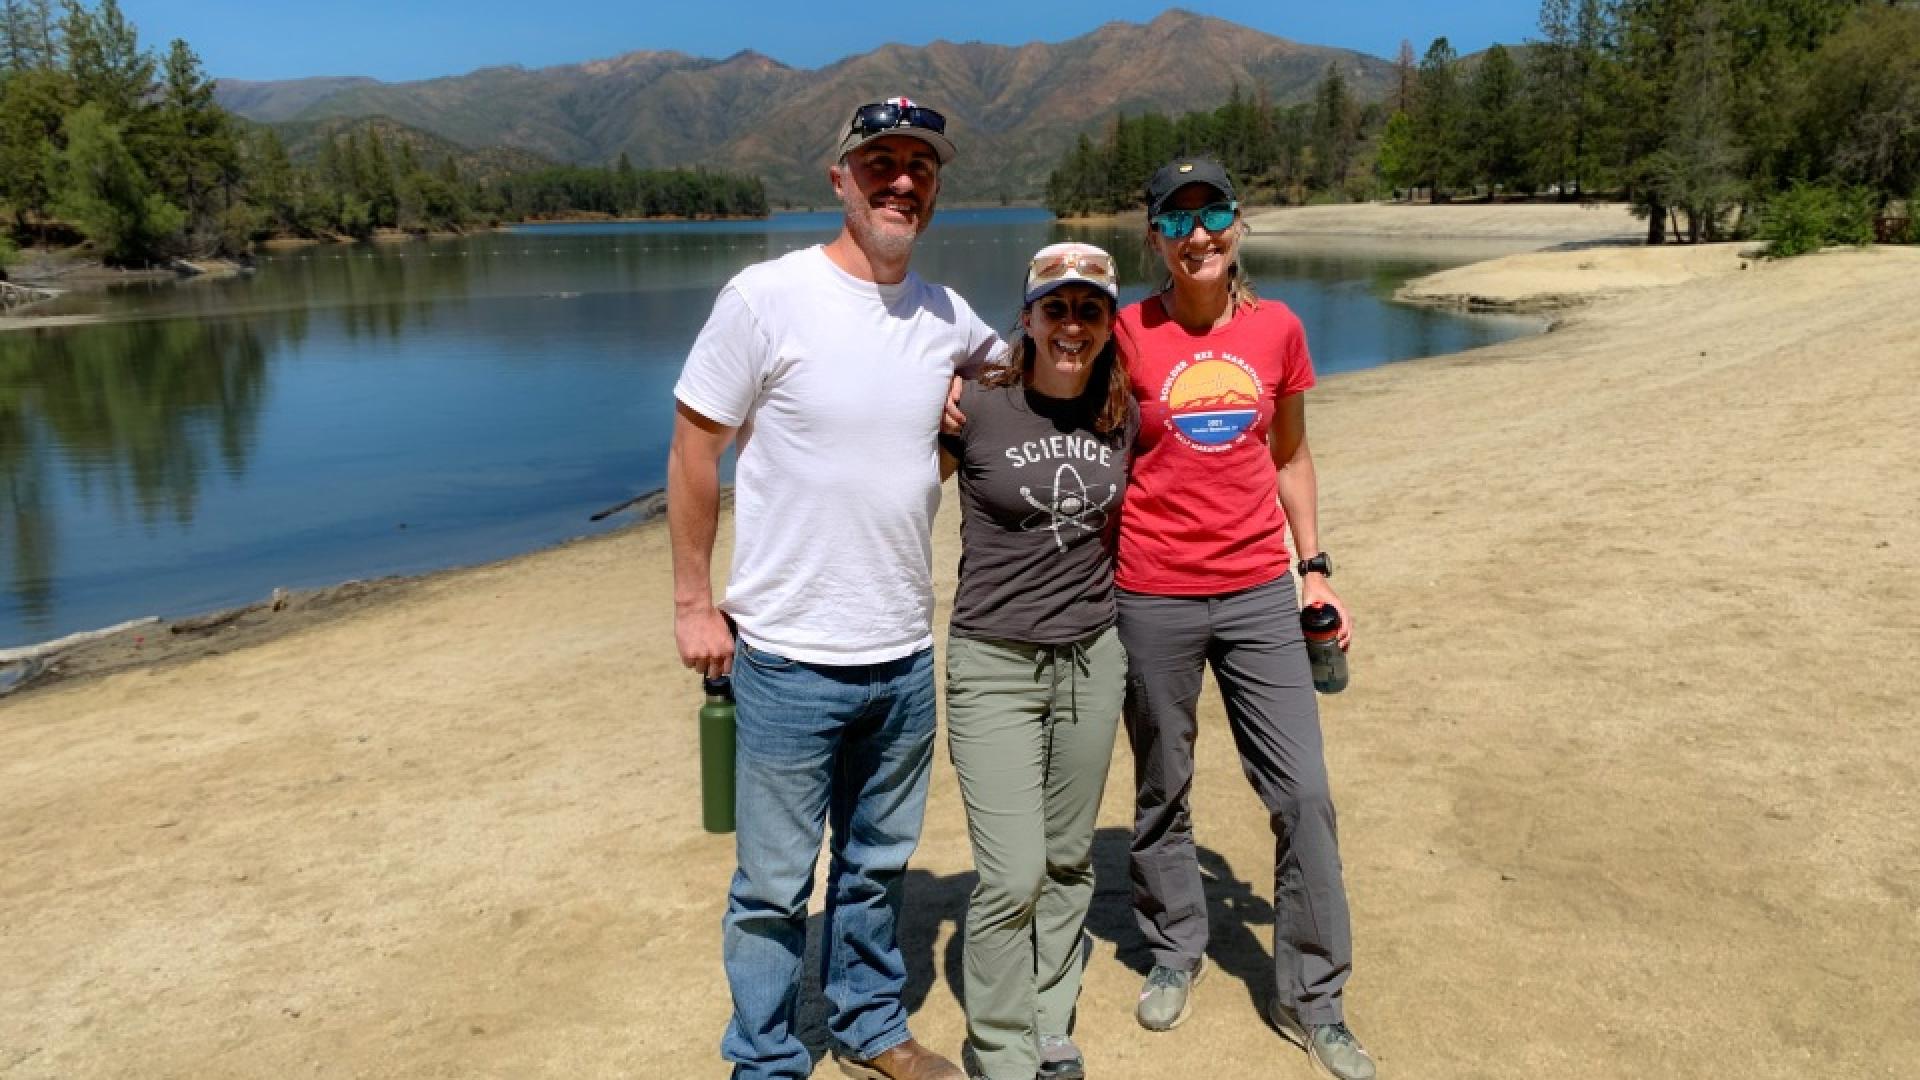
[
  {"left": 787, "top": 826, "right": 1278, "bottom": 1066},
  {"left": 790, "top": 866, "right": 974, "bottom": 1067},
  {"left": 1081, "top": 826, "right": 1277, "bottom": 1018}
]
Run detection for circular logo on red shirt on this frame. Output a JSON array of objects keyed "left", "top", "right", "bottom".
[{"left": 1161, "top": 353, "right": 1260, "bottom": 451}]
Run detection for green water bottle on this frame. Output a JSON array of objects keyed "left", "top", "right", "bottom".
[{"left": 699, "top": 676, "right": 736, "bottom": 834}]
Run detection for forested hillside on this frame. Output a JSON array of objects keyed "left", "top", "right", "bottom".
[
  {"left": 0, "top": 1, "right": 768, "bottom": 268},
  {"left": 1048, "top": 0, "right": 1919, "bottom": 252}
]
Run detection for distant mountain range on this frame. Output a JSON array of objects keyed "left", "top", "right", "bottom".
[{"left": 215, "top": 11, "right": 1400, "bottom": 204}]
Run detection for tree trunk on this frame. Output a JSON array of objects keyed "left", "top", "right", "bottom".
[{"left": 1645, "top": 197, "right": 1667, "bottom": 244}]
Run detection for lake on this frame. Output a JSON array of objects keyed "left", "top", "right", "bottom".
[{"left": 0, "top": 208, "right": 1540, "bottom": 647}]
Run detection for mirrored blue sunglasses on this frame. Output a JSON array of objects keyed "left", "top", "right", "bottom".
[{"left": 1150, "top": 200, "right": 1239, "bottom": 239}]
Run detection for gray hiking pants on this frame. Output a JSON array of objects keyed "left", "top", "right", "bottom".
[
  {"left": 946, "top": 627, "right": 1126, "bottom": 1080},
  {"left": 1116, "top": 574, "right": 1352, "bottom": 1025}
]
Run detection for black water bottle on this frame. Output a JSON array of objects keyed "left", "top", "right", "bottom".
[{"left": 1301, "top": 604, "right": 1350, "bottom": 694}]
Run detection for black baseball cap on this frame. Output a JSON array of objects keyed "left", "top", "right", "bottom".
[{"left": 1146, "top": 158, "right": 1236, "bottom": 218}]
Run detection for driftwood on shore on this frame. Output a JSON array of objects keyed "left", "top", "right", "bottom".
[
  {"left": 589, "top": 488, "right": 667, "bottom": 522},
  {"left": 0, "top": 616, "right": 161, "bottom": 666},
  {"left": 0, "top": 581, "right": 410, "bottom": 699},
  {"left": 0, "top": 280, "right": 60, "bottom": 312}
]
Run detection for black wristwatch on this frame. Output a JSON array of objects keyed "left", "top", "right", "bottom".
[{"left": 1297, "top": 552, "right": 1333, "bottom": 578}]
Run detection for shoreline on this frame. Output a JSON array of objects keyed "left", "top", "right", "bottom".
[
  {"left": 0, "top": 491, "right": 676, "bottom": 698},
  {"left": 3, "top": 243, "right": 1916, "bottom": 1078},
  {"left": 0, "top": 224, "right": 1801, "bottom": 679}
]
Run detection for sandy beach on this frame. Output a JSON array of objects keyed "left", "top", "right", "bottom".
[
  {"left": 1242, "top": 201, "right": 1647, "bottom": 261},
  {"left": 2, "top": 231, "right": 1916, "bottom": 1079}
]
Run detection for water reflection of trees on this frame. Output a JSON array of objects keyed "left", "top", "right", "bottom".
[
  {"left": 0, "top": 318, "right": 271, "bottom": 628},
  {"left": 244, "top": 231, "right": 784, "bottom": 344}
]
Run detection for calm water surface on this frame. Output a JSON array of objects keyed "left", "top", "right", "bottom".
[{"left": 0, "top": 208, "right": 1540, "bottom": 646}]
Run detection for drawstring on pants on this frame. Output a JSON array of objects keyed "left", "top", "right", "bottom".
[{"left": 1031, "top": 637, "right": 1095, "bottom": 725}]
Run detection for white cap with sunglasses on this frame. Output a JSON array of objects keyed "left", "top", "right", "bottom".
[
  {"left": 1023, "top": 242, "right": 1119, "bottom": 305},
  {"left": 837, "top": 97, "right": 957, "bottom": 164}
]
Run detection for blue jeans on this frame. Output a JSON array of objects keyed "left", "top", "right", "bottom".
[{"left": 721, "top": 640, "right": 938, "bottom": 1080}]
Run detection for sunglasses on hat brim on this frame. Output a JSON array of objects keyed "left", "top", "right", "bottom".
[
  {"left": 848, "top": 102, "right": 948, "bottom": 139},
  {"left": 1028, "top": 251, "right": 1116, "bottom": 289}
]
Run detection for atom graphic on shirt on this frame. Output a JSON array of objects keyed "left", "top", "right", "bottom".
[{"left": 1020, "top": 463, "right": 1117, "bottom": 552}]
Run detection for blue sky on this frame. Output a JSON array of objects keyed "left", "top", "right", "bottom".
[{"left": 119, "top": 1, "right": 1539, "bottom": 83}]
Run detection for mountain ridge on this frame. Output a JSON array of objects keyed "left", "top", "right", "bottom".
[{"left": 215, "top": 11, "right": 1401, "bottom": 203}]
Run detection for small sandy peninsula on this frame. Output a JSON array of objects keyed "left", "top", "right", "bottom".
[{"left": 2, "top": 215, "right": 1915, "bottom": 1079}]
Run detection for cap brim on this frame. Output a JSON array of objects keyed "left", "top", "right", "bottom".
[
  {"left": 1149, "top": 179, "right": 1234, "bottom": 219},
  {"left": 839, "top": 128, "right": 957, "bottom": 165},
  {"left": 1024, "top": 277, "right": 1120, "bottom": 305}
]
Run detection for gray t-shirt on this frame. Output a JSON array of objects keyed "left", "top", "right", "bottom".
[{"left": 942, "top": 380, "right": 1137, "bottom": 645}]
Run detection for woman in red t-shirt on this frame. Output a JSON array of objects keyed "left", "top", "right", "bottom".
[{"left": 1114, "top": 158, "right": 1375, "bottom": 1080}]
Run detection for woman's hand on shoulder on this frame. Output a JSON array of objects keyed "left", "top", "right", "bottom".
[{"left": 1300, "top": 574, "right": 1353, "bottom": 650}]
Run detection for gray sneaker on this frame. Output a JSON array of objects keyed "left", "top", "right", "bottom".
[
  {"left": 1135, "top": 956, "right": 1205, "bottom": 1031},
  {"left": 1270, "top": 1001, "right": 1377, "bottom": 1080},
  {"left": 1036, "top": 1033, "right": 1084, "bottom": 1079}
]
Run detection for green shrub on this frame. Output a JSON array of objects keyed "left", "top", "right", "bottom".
[
  {"left": 1757, "top": 181, "right": 1877, "bottom": 258},
  {"left": 0, "top": 231, "right": 15, "bottom": 273}
]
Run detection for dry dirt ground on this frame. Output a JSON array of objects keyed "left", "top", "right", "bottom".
[{"left": 3, "top": 245, "right": 1917, "bottom": 1079}]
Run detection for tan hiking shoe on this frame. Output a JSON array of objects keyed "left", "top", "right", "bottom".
[{"left": 835, "top": 1038, "right": 964, "bottom": 1080}]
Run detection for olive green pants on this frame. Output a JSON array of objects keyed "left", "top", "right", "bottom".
[{"left": 944, "top": 627, "right": 1126, "bottom": 1080}]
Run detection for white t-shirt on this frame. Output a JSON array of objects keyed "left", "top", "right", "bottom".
[{"left": 675, "top": 245, "right": 1001, "bottom": 665}]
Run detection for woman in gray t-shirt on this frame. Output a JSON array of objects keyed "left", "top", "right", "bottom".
[{"left": 937, "top": 243, "right": 1136, "bottom": 1080}]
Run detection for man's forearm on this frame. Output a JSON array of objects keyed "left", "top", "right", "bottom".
[{"left": 667, "top": 436, "right": 723, "bottom": 613}]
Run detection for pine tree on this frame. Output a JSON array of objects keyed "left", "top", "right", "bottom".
[
  {"left": 59, "top": 0, "right": 152, "bottom": 122},
  {"left": 246, "top": 128, "right": 295, "bottom": 232},
  {"left": 1611, "top": 0, "right": 1699, "bottom": 242},
  {"left": 1524, "top": 0, "right": 1609, "bottom": 197},
  {"left": 1393, "top": 39, "right": 1418, "bottom": 113},
  {"left": 362, "top": 130, "right": 396, "bottom": 226},
  {"left": 614, "top": 151, "right": 637, "bottom": 213},
  {"left": 2, "top": 0, "right": 27, "bottom": 71},
  {"left": 150, "top": 38, "right": 237, "bottom": 244},
  {"left": 1, "top": 0, "right": 56, "bottom": 71},
  {"left": 1652, "top": 0, "right": 1743, "bottom": 240},
  {"left": 47, "top": 100, "right": 182, "bottom": 262},
  {"left": 1376, "top": 110, "right": 1419, "bottom": 196},
  {"left": 1794, "top": 4, "right": 1920, "bottom": 199},
  {"left": 1412, "top": 37, "right": 1465, "bottom": 200},
  {"left": 0, "top": 65, "right": 71, "bottom": 229},
  {"left": 1466, "top": 44, "right": 1526, "bottom": 194},
  {"left": 1312, "top": 64, "right": 1357, "bottom": 191}
]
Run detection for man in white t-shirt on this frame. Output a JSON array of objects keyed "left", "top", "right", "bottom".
[{"left": 669, "top": 98, "right": 998, "bottom": 1080}]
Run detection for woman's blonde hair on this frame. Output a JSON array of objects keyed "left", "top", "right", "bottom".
[{"left": 979, "top": 297, "right": 1132, "bottom": 435}]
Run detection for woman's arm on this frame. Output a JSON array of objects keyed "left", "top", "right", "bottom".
[{"left": 1271, "top": 393, "right": 1353, "bottom": 648}]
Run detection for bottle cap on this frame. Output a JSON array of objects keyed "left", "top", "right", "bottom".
[
  {"left": 1300, "top": 603, "right": 1341, "bottom": 635},
  {"left": 703, "top": 675, "right": 733, "bottom": 700}
]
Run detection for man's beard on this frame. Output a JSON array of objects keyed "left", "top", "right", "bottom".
[{"left": 839, "top": 184, "right": 926, "bottom": 264}]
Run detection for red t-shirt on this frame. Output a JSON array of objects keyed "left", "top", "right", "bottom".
[{"left": 1114, "top": 296, "right": 1316, "bottom": 595}]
